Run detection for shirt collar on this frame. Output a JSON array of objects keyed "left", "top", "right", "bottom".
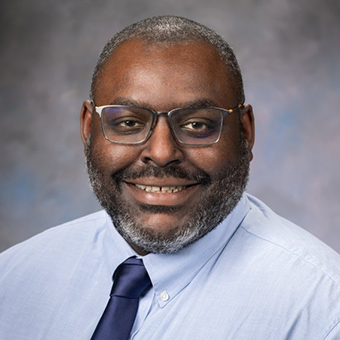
[
  {"left": 143, "top": 194, "right": 250, "bottom": 307},
  {"left": 103, "top": 215, "right": 138, "bottom": 276},
  {"left": 103, "top": 194, "right": 250, "bottom": 306}
]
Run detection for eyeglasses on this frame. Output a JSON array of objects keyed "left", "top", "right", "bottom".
[{"left": 94, "top": 103, "right": 244, "bottom": 145}]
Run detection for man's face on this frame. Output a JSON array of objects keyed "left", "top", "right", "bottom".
[{"left": 81, "top": 39, "right": 254, "bottom": 254}]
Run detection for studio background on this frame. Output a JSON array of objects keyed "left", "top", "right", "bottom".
[{"left": 1, "top": 0, "right": 339, "bottom": 253}]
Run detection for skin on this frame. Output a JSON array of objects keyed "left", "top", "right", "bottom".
[{"left": 80, "top": 39, "right": 255, "bottom": 254}]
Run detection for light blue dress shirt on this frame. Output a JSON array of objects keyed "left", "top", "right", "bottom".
[{"left": 1, "top": 194, "right": 340, "bottom": 339}]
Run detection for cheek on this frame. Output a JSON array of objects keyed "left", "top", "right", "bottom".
[
  {"left": 185, "top": 146, "right": 235, "bottom": 178},
  {"left": 186, "top": 132, "right": 241, "bottom": 177},
  {"left": 91, "top": 138, "right": 141, "bottom": 175},
  {"left": 90, "top": 118, "right": 141, "bottom": 174}
]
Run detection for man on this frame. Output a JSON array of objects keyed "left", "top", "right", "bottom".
[{"left": 1, "top": 15, "right": 340, "bottom": 339}]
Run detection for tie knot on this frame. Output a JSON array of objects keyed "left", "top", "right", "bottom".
[{"left": 111, "top": 258, "right": 151, "bottom": 299}]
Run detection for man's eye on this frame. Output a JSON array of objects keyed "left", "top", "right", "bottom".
[
  {"left": 183, "top": 122, "right": 209, "bottom": 131},
  {"left": 181, "top": 120, "right": 214, "bottom": 132},
  {"left": 178, "top": 118, "right": 219, "bottom": 138},
  {"left": 107, "top": 117, "right": 146, "bottom": 133},
  {"left": 120, "top": 120, "right": 143, "bottom": 128}
]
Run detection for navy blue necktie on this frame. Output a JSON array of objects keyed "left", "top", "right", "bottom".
[{"left": 91, "top": 258, "right": 151, "bottom": 340}]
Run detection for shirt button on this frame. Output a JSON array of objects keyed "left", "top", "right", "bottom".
[{"left": 160, "top": 291, "right": 169, "bottom": 301}]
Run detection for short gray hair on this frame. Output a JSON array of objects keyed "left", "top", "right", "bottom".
[{"left": 90, "top": 15, "right": 245, "bottom": 104}]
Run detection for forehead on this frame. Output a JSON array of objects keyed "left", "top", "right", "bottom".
[{"left": 95, "top": 39, "right": 237, "bottom": 108}]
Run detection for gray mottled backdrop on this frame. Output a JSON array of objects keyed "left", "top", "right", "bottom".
[{"left": 1, "top": 0, "right": 339, "bottom": 252}]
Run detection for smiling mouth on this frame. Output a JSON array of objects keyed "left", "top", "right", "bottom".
[{"left": 134, "top": 184, "right": 192, "bottom": 193}]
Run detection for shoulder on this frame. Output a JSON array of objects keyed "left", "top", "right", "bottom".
[
  {"left": 239, "top": 194, "right": 340, "bottom": 284},
  {"left": 0, "top": 210, "right": 116, "bottom": 339},
  {"left": 215, "top": 194, "right": 340, "bottom": 338},
  {"left": 0, "top": 210, "right": 108, "bottom": 272}
]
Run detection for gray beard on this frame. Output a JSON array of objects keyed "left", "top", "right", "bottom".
[{"left": 85, "top": 135, "right": 250, "bottom": 254}]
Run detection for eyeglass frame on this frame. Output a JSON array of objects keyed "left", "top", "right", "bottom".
[{"left": 93, "top": 102, "right": 244, "bottom": 146}]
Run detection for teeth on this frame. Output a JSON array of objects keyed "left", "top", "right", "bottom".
[{"left": 135, "top": 184, "right": 186, "bottom": 193}]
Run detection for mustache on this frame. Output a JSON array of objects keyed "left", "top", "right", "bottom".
[{"left": 112, "top": 165, "right": 211, "bottom": 185}]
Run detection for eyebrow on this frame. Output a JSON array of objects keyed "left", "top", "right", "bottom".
[
  {"left": 108, "top": 98, "right": 142, "bottom": 106},
  {"left": 107, "top": 98, "right": 220, "bottom": 110},
  {"left": 184, "top": 99, "right": 219, "bottom": 109}
]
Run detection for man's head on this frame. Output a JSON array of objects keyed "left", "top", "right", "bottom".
[
  {"left": 80, "top": 16, "right": 255, "bottom": 255},
  {"left": 90, "top": 15, "right": 245, "bottom": 105}
]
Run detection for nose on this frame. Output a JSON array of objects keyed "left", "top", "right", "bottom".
[{"left": 140, "top": 116, "right": 184, "bottom": 167}]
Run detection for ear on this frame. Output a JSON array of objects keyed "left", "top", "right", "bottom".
[
  {"left": 240, "top": 104, "right": 255, "bottom": 161},
  {"left": 80, "top": 100, "right": 94, "bottom": 151}
]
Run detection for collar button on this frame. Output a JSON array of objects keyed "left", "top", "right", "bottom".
[{"left": 160, "top": 291, "right": 169, "bottom": 302}]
